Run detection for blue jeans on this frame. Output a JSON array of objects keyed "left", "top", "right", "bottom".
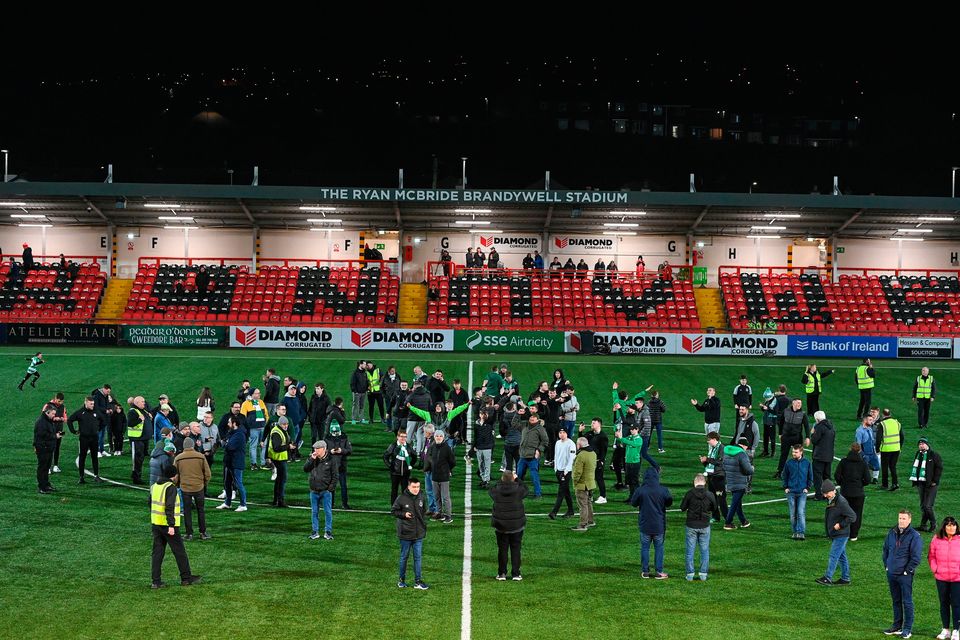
[
  {"left": 685, "top": 526, "right": 710, "bottom": 576},
  {"left": 563, "top": 420, "right": 576, "bottom": 436},
  {"left": 399, "top": 538, "right": 424, "bottom": 582},
  {"left": 248, "top": 428, "right": 265, "bottom": 466},
  {"left": 640, "top": 435, "right": 660, "bottom": 470},
  {"left": 517, "top": 457, "right": 542, "bottom": 496},
  {"left": 97, "top": 427, "right": 107, "bottom": 453},
  {"left": 653, "top": 422, "right": 663, "bottom": 450},
  {"left": 423, "top": 471, "right": 438, "bottom": 512},
  {"left": 310, "top": 490, "right": 333, "bottom": 534},
  {"left": 726, "top": 489, "right": 747, "bottom": 525},
  {"left": 888, "top": 573, "right": 915, "bottom": 633},
  {"left": 225, "top": 468, "right": 247, "bottom": 506},
  {"left": 826, "top": 536, "right": 850, "bottom": 581},
  {"left": 787, "top": 491, "right": 807, "bottom": 534},
  {"left": 641, "top": 532, "right": 665, "bottom": 573}
]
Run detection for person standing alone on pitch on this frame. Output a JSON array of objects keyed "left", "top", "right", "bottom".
[
  {"left": 801, "top": 364, "right": 834, "bottom": 416},
  {"left": 882, "top": 510, "right": 922, "bottom": 637},
  {"left": 150, "top": 467, "right": 202, "bottom": 589},
  {"left": 18, "top": 352, "right": 44, "bottom": 390},
  {"left": 490, "top": 472, "right": 528, "bottom": 581},
  {"left": 391, "top": 477, "right": 430, "bottom": 590},
  {"left": 630, "top": 467, "right": 673, "bottom": 579},
  {"left": 34, "top": 405, "right": 61, "bottom": 493},
  {"left": 691, "top": 387, "right": 721, "bottom": 435},
  {"left": 680, "top": 474, "right": 716, "bottom": 581},
  {"left": 855, "top": 358, "right": 876, "bottom": 420},
  {"left": 913, "top": 367, "right": 936, "bottom": 430},
  {"left": 910, "top": 436, "right": 943, "bottom": 533}
]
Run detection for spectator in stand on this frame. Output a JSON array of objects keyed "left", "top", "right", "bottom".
[
  {"left": 576, "top": 259, "right": 589, "bottom": 279},
  {"left": 465, "top": 248, "right": 475, "bottom": 269},
  {"left": 385, "top": 309, "right": 397, "bottom": 324},
  {"left": 194, "top": 265, "right": 210, "bottom": 294},
  {"left": 488, "top": 248, "right": 500, "bottom": 270},
  {"left": 522, "top": 253, "right": 535, "bottom": 272},
  {"left": 562, "top": 258, "right": 576, "bottom": 279},
  {"left": 594, "top": 258, "right": 606, "bottom": 271},
  {"left": 8, "top": 257, "right": 19, "bottom": 283},
  {"left": 533, "top": 250, "right": 544, "bottom": 270},
  {"left": 22, "top": 243, "right": 33, "bottom": 271},
  {"left": 475, "top": 247, "right": 486, "bottom": 268},
  {"left": 549, "top": 257, "right": 562, "bottom": 274},
  {"left": 929, "top": 516, "right": 960, "bottom": 640},
  {"left": 659, "top": 260, "right": 673, "bottom": 281},
  {"left": 58, "top": 253, "right": 67, "bottom": 269},
  {"left": 439, "top": 249, "right": 452, "bottom": 276},
  {"left": 636, "top": 255, "right": 646, "bottom": 277},
  {"left": 607, "top": 260, "right": 618, "bottom": 274}
]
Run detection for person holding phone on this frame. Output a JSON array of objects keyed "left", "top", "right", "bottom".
[{"left": 391, "top": 477, "right": 430, "bottom": 590}]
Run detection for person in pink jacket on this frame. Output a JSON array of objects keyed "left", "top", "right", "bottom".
[{"left": 929, "top": 516, "right": 960, "bottom": 640}]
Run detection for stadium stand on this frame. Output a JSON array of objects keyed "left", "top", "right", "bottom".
[{"left": 0, "top": 259, "right": 106, "bottom": 322}]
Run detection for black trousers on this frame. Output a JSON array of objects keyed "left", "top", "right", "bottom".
[
  {"left": 846, "top": 495, "right": 865, "bottom": 538},
  {"left": 778, "top": 438, "right": 801, "bottom": 473},
  {"left": 310, "top": 422, "right": 324, "bottom": 446},
  {"left": 110, "top": 420, "right": 125, "bottom": 453},
  {"left": 36, "top": 446, "right": 53, "bottom": 489},
  {"left": 390, "top": 472, "right": 410, "bottom": 506},
  {"left": 917, "top": 399, "right": 932, "bottom": 428},
  {"left": 368, "top": 392, "right": 385, "bottom": 422},
  {"left": 151, "top": 524, "right": 192, "bottom": 584},
  {"left": 131, "top": 439, "right": 147, "bottom": 482},
  {"left": 707, "top": 474, "right": 727, "bottom": 520},
  {"left": 936, "top": 580, "right": 960, "bottom": 629},
  {"left": 551, "top": 470, "right": 573, "bottom": 515},
  {"left": 53, "top": 435, "right": 62, "bottom": 466},
  {"left": 881, "top": 450, "right": 900, "bottom": 488},
  {"left": 857, "top": 389, "right": 872, "bottom": 419},
  {"left": 79, "top": 437, "right": 100, "bottom": 477},
  {"left": 182, "top": 490, "right": 206, "bottom": 535},
  {"left": 495, "top": 530, "right": 523, "bottom": 577},
  {"left": 625, "top": 462, "right": 641, "bottom": 496},
  {"left": 543, "top": 423, "right": 558, "bottom": 462},
  {"left": 273, "top": 461, "right": 287, "bottom": 504},
  {"left": 918, "top": 483, "right": 939, "bottom": 529},
  {"left": 812, "top": 460, "right": 832, "bottom": 498},
  {"left": 337, "top": 469, "right": 349, "bottom": 507},
  {"left": 612, "top": 445, "right": 626, "bottom": 479},
  {"left": 594, "top": 462, "right": 606, "bottom": 498},
  {"left": 806, "top": 393, "right": 821, "bottom": 416},
  {"left": 203, "top": 454, "right": 215, "bottom": 494},
  {"left": 762, "top": 424, "right": 777, "bottom": 456},
  {"left": 504, "top": 445, "right": 520, "bottom": 472}
]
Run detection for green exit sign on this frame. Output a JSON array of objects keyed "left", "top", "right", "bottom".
[
  {"left": 376, "top": 243, "right": 386, "bottom": 250},
  {"left": 836, "top": 247, "right": 845, "bottom": 253}
]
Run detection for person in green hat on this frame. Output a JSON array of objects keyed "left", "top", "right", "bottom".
[
  {"left": 911, "top": 436, "right": 943, "bottom": 532},
  {"left": 326, "top": 423, "right": 353, "bottom": 510}
]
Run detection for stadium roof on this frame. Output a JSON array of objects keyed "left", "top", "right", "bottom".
[{"left": 1, "top": 182, "right": 959, "bottom": 240}]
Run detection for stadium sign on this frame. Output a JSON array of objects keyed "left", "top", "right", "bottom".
[
  {"left": 787, "top": 335, "right": 897, "bottom": 358},
  {"left": 310, "top": 188, "right": 628, "bottom": 205},
  {"left": 456, "top": 330, "right": 563, "bottom": 353},
  {"left": 122, "top": 325, "right": 225, "bottom": 347},
  {"left": 897, "top": 337, "right": 952, "bottom": 359},
  {"left": 550, "top": 235, "right": 616, "bottom": 254},
  {"left": 476, "top": 234, "right": 541, "bottom": 253},
  {"left": 682, "top": 334, "right": 786, "bottom": 356},
  {"left": 566, "top": 332, "right": 678, "bottom": 354},
  {"left": 5, "top": 323, "right": 119, "bottom": 345},
  {"left": 229, "top": 326, "right": 341, "bottom": 349},
  {"left": 344, "top": 329, "right": 453, "bottom": 351}
]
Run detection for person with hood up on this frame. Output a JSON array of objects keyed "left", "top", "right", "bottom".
[
  {"left": 807, "top": 410, "right": 836, "bottom": 501},
  {"left": 323, "top": 397, "right": 346, "bottom": 442},
  {"left": 326, "top": 423, "right": 353, "bottom": 510},
  {"left": 630, "top": 467, "right": 673, "bottom": 579},
  {"left": 680, "top": 473, "right": 716, "bottom": 581},
  {"left": 150, "top": 440, "right": 176, "bottom": 487},
  {"left": 834, "top": 442, "right": 872, "bottom": 541},
  {"left": 489, "top": 472, "right": 529, "bottom": 580},
  {"left": 723, "top": 436, "right": 754, "bottom": 530}
]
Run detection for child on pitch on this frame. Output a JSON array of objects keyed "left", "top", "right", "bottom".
[{"left": 18, "top": 352, "right": 44, "bottom": 390}]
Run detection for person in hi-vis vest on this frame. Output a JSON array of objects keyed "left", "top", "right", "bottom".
[
  {"left": 801, "top": 364, "right": 834, "bottom": 416},
  {"left": 912, "top": 367, "right": 936, "bottom": 430},
  {"left": 150, "top": 466, "right": 201, "bottom": 588},
  {"left": 854, "top": 358, "right": 875, "bottom": 421},
  {"left": 877, "top": 408, "right": 904, "bottom": 490}
]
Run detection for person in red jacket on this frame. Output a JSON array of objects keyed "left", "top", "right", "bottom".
[{"left": 929, "top": 516, "right": 960, "bottom": 640}]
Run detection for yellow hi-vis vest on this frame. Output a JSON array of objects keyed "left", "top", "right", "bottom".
[
  {"left": 367, "top": 368, "right": 381, "bottom": 393},
  {"left": 916, "top": 376, "right": 934, "bottom": 399},
  {"left": 127, "top": 408, "right": 146, "bottom": 438},
  {"left": 879, "top": 418, "right": 902, "bottom": 453},
  {"left": 804, "top": 371, "right": 821, "bottom": 394},
  {"left": 856, "top": 365, "right": 874, "bottom": 390},
  {"left": 150, "top": 481, "right": 181, "bottom": 527},
  {"left": 268, "top": 426, "right": 289, "bottom": 461}
]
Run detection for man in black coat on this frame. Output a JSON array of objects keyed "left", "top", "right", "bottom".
[
  {"left": 384, "top": 432, "right": 417, "bottom": 506},
  {"left": 308, "top": 383, "right": 331, "bottom": 445},
  {"left": 807, "top": 411, "right": 836, "bottom": 500},
  {"left": 304, "top": 441, "right": 338, "bottom": 540},
  {"left": 489, "top": 473, "right": 528, "bottom": 580},
  {"left": 425, "top": 431, "right": 456, "bottom": 524},
  {"left": 834, "top": 442, "right": 872, "bottom": 540},
  {"left": 391, "top": 477, "right": 429, "bottom": 589},
  {"left": 582, "top": 418, "right": 609, "bottom": 504},
  {"left": 68, "top": 396, "right": 107, "bottom": 483},
  {"left": 910, "top": 437, "right": 944, "bottom": 532},
  {"left": 34, "top": 406, "right": 62, "bottom": 493},
  {"left": 349, "top": 361, "right": 369, "bottom": 424},
  {"left": 426, "top": 370, "right": 450, "bottom": 406},
  {"left": 326, "top": 424, "right": 353, "bottom": 509}
]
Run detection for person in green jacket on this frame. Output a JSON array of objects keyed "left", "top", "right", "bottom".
[
  {"left": 572, "top": 437, "right": 597, "bottom": 531},
  {"left": 615, "top": 423, "right": 644, "bottom": 499},
  {"left": 407, "top": 400, "right": 470, "bottom": 450}
]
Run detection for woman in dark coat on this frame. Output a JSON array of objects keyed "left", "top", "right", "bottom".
[{"left": 489, "top": 472, "right": 528, "bottom": 580}]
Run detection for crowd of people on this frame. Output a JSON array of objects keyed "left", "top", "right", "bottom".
[{"left": 26, "top": 356, "right": 959, "bottom": 635}]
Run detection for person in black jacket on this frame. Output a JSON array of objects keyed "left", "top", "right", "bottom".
[
  {"left": 731, "top": 375, "right": 753, "bottom": 436},
  {"left": 109, "top": 399, "right": 127, "bottom": 456},
  {"left": 426, "top": 370, "right": 450, "bottom": 406},
  {"left": 308, "top": 383, "right": 331, "bottom": 445},
  {"left": 323, "top": 397, "right": 346, "bottom": 441},
  {"left": 326, "top": 424, "right": 353, "bottom": 509},
  {"left": 391, "top": 477, "right": 429, "bottom": 589},
  {"left": 68, "top": 396, "right": 107, "bottom": 483},
  {"left": 776, "top": 398, "right": 809, "bottom": 479},
  {"left": 582, "top": 418, "right": 609, "bottom": 504},
  {"left": 834, "top": 442, "right": 872, "bottom": 540},
  {"left": 816, "top": 480, "right": 856, "bottom": 586},
  {"left": 263, "top": 368, "right": 281, "bottom": 414},
  {"left": 391, "top": 380, "right": 411, "bottom": 436},
  {"left": 910, "top": 437, "right": 944, "bottom": 532},
  {"left": 680, "top": 474, "right": 717, "bottom": 581},
  {"left": 490, "top": 472, "right": 528, "bottom": 580},
  {"left": 425, "top": 430, "right": 456, "bottom": 524},
  {"left": 807, "top": 411, "right": 836, "bottom": 500},
  {"left": 691, "top": 388, "right": 721, "bottom": 435},
  {"left": 381, "top": 366, "right": 403, "bottom": 433},
  {"left": 91, "top": 384, "right": 113, "bottom": 454},
  {"left": 235, "top": 379, "right": 251, "bottom": 403},
  {"left": 384, "top": 432, "right": 417, "bottom": 505},
  {"left": 349, "top": 361, "right": 369, "bottom": 424},
  {"left": 44, "top": 393, "right": 67, "bottom": 473},
  {"left": 304, "top": 441, "right": 338, "bottom": 540},
  {"left": 449, "top": 379, "right": 470, "bottom": 450},
  {"left": 34, "top": 406, "right": 62, "bottom": 493}
]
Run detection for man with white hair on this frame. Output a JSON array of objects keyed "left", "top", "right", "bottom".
[
  {"left": 128, "top": 396, "right": 154, "bottom": 485},
  {"left": 807, "top": 410, "right": 836, "bottom": 501}
]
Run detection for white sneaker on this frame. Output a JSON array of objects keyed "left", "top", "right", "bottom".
[
  {"left": 595, "top": 496, "right": 608, "bottom": 504},
  {"left": 113, "top": 451, "right": 122, "bottom": 456},
  {"left": 52, "top": 466, "right": 61, "bottom": 473},
  {"left": 217, "top": 490, "right": 226, "bottom": 499},
  {"left": 97, "top": 452, "right": 105, "bottom": 458},
  {"left": 234, "top": 505, "right": 248, "bottom": 512},
  {"left": 658, "top": 449, "right": 666, "bottom": 454},
  {"left": 271, "top": 470, "right": 277, "bottom": 481},
  {"left": 495, "top": 434, "right": 502, "bottom": 439},
  {"left": 216, "top": 503, "right": 232, "bottom": 510},
  {"left": 950, "top": 629, "right": 958, "bottom": 640},
  {"left": 936, "top": 630, "right": 950, "bottom": 640},
  {"left": 232, "top": 491, "right": 236, "bottom": 499}
]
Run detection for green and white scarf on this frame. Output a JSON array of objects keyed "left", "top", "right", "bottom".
[
  {"left": 909, "top": 451, "right": 928, "bottom": 482},
  {"left": 253, "top": 404, "right": 265, "bottom": 425},
  {"left": 396, "top": 442, "right": 411, "bottom": 465},
  {"left": 705, "top": 443, "right": 721, "bottom": 475}
]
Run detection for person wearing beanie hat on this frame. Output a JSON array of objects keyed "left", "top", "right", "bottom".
[
  {"left": 910, "top": 436, "right": 943, "bottom": 532},
  {"left": 807, "top": 411, "right": 836, "bottom": 501},
  {"left": 173, "top": 436, "right": 212, "bottom": 541},
  {"left": 150, "top": 465, "right": 202, "bottom": 588},
  {"left": 815, "top": 479, "right": 856, "bottom": 586},
  {"left": 326, "top": 423, "right": 353, "bottom": 509},
  {"left": 304, "top": 440, "right": 337, "bottom": 539},
  {"left": 722, "top": 436, "right": 754, "bottom": 529},
  {"left": 758, "top": 387, "right": 777, "bottom": 458},
  {"left": 267, "top": 415, "right": 295, "bottom": 507},
  {"left": 149, "top": 437, "right": 177, "bottom": 486}
]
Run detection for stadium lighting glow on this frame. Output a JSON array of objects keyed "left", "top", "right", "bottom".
[
  {"left": 608, "top": 210, "right": 646, "bottom": 215},
  {"left": 158, "top": 216, "right": 194, "bottom": 221},
  {"left": 163, "top": 225, "right": 197, "bottom": 230},
  {"left": 454, "top": 209, "right": 492, "bottom": 213},
  {"left": 306, "top": 218, "right": 342, "bottom": 223},
  {"left": 602, "top": 231, "right": 637, "bottom": 236},
  {"left": 10, "top": 214, "right": 46, "bottom": 219},
  {"left": 0, "top": 201, "right": 27, "bottom": 207},
  {"left": 891, "top": 237, "right": 924, "bottom": 242},
  {"left": 455, "top": 220, "right": 491, "bottom": 225},
  {"left": 603, "top": 223, "right": 640, "bottom": 228},
  {"left": 18, "top": 223, "right": 53, "bottom": 228},
  {"left": 310, "top": 228, "right": 343, "bottom": 232},
  {"left": 299, "top": 206, "right": 337, "bottom": 211},
  {"left": 918, "top": 216, "right": 955, "bottom": 222},
  {"left": 145, "top": 203, "right": 181, "bottom": 208},
  {"left": 896, "top": 228, "right": 932, "bottom": 233},
  {"left": 747, "top": 235, "right": 781, "bottom": 239},
  {"left": 751, "top": 226, "right": 786, "bottom": 230},
  {"left": 763, "top": 213, "right": 801, "bottom": 218}
]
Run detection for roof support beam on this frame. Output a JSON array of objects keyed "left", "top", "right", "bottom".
[
  {"left": 394, "top": 204, "right": 402, "bottom": 227},
  {"left": 543, "top": 205, "right": 554, "bottom": 231},
  {"left": 237, "top": 199, "right": 256, "bottom": 224},
  {"left": 81, "top": 197, "right": 109, "bottom": 222},
  {"left": 835, "top": 207, "right": 866, "bottom": 234},
  {"left": 689, "top": 205, "right": 710, "bottom": 232}
]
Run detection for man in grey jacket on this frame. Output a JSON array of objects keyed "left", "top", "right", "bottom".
[
  {"left": 516, "top": 409, "right": 549, "bottom": 498},
  {"left": 732, "top": 406, "right": 760, "bottom": 493},
  {"left": 807, "top": 410, "right": 836, "bottom": 501}
]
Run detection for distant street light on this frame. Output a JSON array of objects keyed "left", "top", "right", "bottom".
[{"left": 749, "top": 181, "right": 758, "bottom": 194}]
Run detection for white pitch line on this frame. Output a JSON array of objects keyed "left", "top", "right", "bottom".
[{"left": 461, "top": 360, "right": 474, "bottom": 640}]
